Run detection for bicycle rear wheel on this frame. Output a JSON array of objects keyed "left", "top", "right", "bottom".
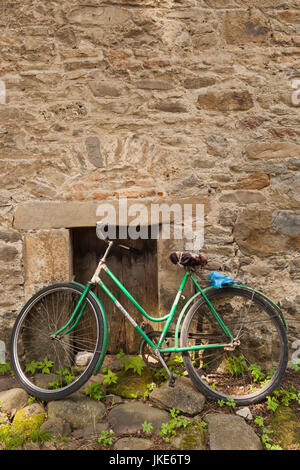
[
  {"left": 181, "top": 286, "right": 288, "bottom": 406},
  {"left": 10, "top": 283, "right": 105, "bottom": 401}
]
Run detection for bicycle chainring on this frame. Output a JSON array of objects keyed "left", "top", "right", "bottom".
[{"left": 139, "top": 331, "right": 172, "bottom": 369}]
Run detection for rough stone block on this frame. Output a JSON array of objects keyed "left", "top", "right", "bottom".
[
  {"left": 272, "top": 210, "right": 300, "bottom": 236},
  {"left": 205, "top": 413, "right": 262, "bottom": 450},
  {"left": 135, "top": 79, "right": 173, "bottom": 90},
  {"left": 23, "top": 229, "right": 72, "bottom": 295},
  {"left": 85, "top": 136, "right": 103, "bottom": 168},
  {"left": 0, "top": 245, "right": 18, "bottom": 262},
  {"left": 67, "top": 6, "right": 131, "bottom": 26},
  {"left": 197, "top": 90, "right": 253, "bottom": 111},
  {"left": 88, "top": 81, "right": 121, "bottom": 97},
  {"left": 270, "top": 172, "right": 300, "bottom": 208},
  {"left": 233, "top": 208, "right": 297, "bottom": 257},
  {"left": 219, "top": 190, "right": 266, "bottom": 204},
  {"left": 183, "top": 77, "right": 216, "bottom": 89},
  {"left": 221, "top": 173, "right": 270, "bottom": 190},
  {"left": 222, "top": 9, "right": 271, "bottom": 44},
  {"left": 245, "top": 142, "right": 300, "bottom": 159}
]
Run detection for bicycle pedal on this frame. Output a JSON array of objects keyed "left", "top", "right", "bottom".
[{"left": 168, "top": 373, "right": 177, "bottom": 388}]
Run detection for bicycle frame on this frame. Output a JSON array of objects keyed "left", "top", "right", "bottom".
[
  {"left": 98, "top": 265, "right": 234, "bottom": 352},
  {"left": 52, "top": 241, "right": 236, "bottom": 374}
]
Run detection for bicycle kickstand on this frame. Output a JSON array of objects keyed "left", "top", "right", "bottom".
[
  {"left": 153, "top": 349, "right": 177, "bottom": 388},
  {"left": 168, "top": 373, "right": 177, "bottom": 388}
]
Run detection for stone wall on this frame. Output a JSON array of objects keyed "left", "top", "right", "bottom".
[{"left": 0, "top": 1, "right": 299, "bottom": 354}]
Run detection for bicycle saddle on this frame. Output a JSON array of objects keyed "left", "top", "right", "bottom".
[{"left": 169, "top": 251, "right": 208, "bottom": 267}]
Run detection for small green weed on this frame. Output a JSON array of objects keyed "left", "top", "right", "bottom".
[
  {"left": 84, "top": 382, "right": 106, "bottom": 401},
  {"left": 102, "top": 368, "right": 118, "bottom": 385},
  {"left": 266, "top": 395, "right": 279, "bottom": 412},
  {"left": 273, "top": 386, "right": 300, "bottom": 407},
  {"left": 26, "top": 357, "right": 54, "bottom": 375},
  {"left": 121, "top": 355, "right": 145, "bottom": 375},
  {"left": 217, "top": 397, "right": 236, "bottom": 409},
  {"left": 142, "top": 420, "right": 153, "bottom": 434},
  {"left": 48, "top": 367, "right": 75, "bottom": 389},
  {"left": 0, "top": 362, "right": 14, "bottom": 376},
  {"left": 116, "top": 348, "right": 125, "bottom": 358},
  {"left": 225, "top": 355, "right": 247, "bottom": 377},
  {"left": 160, "top": 408, "right": 189, "bottom": 443},
  {"left": 98, "top": 430, "right": 114, "bottom": 447},
  {"left": 254, "top": 415, "right": 282, "bottom": 450},
  {"left": 142, "top": 382, "right": 157, "bottom": 398},
  {"left": 248, "top": 363, "right": 265, "bottom": 383},
  {"left": 28, "top": 396, "right": 36, "bottom": 405}
]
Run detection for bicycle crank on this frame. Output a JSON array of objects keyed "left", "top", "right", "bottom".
[{"left": 139, "top": 330, "right": 172, "bottom": 369}]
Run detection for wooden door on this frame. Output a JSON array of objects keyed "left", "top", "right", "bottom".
[{"left": 72, "top": 227, "right": 158, "bottom": 354}]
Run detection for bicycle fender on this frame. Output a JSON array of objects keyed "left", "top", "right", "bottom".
[
  {"left": 232, "top": 284, "right": 288, "bottom": 331},
  {"left": 204, "top": 283, "right": 288, "bottom": 331},
  {"left": 174, "top": 283, "right": 288, "bottom": 349},
  {"left": 69, "top": 281, "right": 109, "bottom": 373},
  {"left": 207, "top": 283, "right": 287, "bottom": 331}
]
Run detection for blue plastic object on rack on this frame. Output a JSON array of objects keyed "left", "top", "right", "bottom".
[{"left": 208, "top": 271, "right": 234, "bottom": 288}]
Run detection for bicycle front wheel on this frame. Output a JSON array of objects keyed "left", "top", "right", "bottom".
[
  {"left": 10, "top": 283, "right": 105, "bottom": 401},
  {"left": 181, "top": 286, "right": 288, "bottom": 406}
]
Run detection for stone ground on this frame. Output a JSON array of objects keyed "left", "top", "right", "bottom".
[{"left": 0, "top": 355, "right": 299, "bottom": 451}]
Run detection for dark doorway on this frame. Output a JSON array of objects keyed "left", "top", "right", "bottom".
[{"left": 71, "top": 227, "right": 158, "bottom": 354}]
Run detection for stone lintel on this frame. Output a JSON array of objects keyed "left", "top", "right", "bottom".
[{"left": 14, "top": 198, "right": 210, "bottom": 230}]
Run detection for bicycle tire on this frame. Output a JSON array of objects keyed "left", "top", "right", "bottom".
[
  {"left": 180, "top": 286, "right": 289, "bottom": 406},
  {"left": 10, "top": 283, "right": 105, "bottom": 401}
]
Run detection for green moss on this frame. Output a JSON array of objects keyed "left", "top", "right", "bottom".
[
  {"left": 169, "top": 422, "right": 206, "bottom": 450},
  {"left": 12, "top": 405, "right": 46, "bottom": 436},
  {"left": 106, "top": 368, "right": 155, "bottom": 399},
  {"left": 267, "top": 405, "right": 300, "bottom": 450},
  {"left": 0, "top": 404, "right": 47, "bottom": 450}
]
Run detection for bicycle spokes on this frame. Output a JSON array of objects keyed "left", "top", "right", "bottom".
[{"left": 182, "top": 288, "right": 287, "bottom": 403}]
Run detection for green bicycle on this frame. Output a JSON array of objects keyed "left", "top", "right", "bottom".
[{"left": 10, "top": 223, "right": 289, "bottom": 406}]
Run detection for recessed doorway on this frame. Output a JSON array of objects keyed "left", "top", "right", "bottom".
[{"left": 71, "top": 227, "right": 158, "bottom": 354}]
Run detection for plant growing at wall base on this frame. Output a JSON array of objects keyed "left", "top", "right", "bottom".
[
  {"left": 254, "top": 415, "right": 282, "bottom": 450},
  {"left": 217, "top": 397, "right": 236, "bottom": 409},
  {"left": 160, "top": 408, "right": 189, "bottom": 442},
  {"left": 84, "top": 382, "right": 106, "bottom": 401},
  {"left": 225, "top": 355, "right": 247, "bottom": 377},
  {"left": 98, "top": 430, "right": 114, "bottom": 447},
  {"left": 102, "top": 368, "right": 118, "bottom": 385},
  {"left": 0, "top": 362, "right": 14, "bottom": 376},
  {"left": 26, "top": 357, "right": 54, "bottom": 375},
  {"left": 121, "top": 355, "right": 145, "bottom": 375},
  {"left": 142, "top": 420, "right": 153, "bottom": 434},
  {"left": 248, "top": 363, "right": 265, "bottom": 383}
]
